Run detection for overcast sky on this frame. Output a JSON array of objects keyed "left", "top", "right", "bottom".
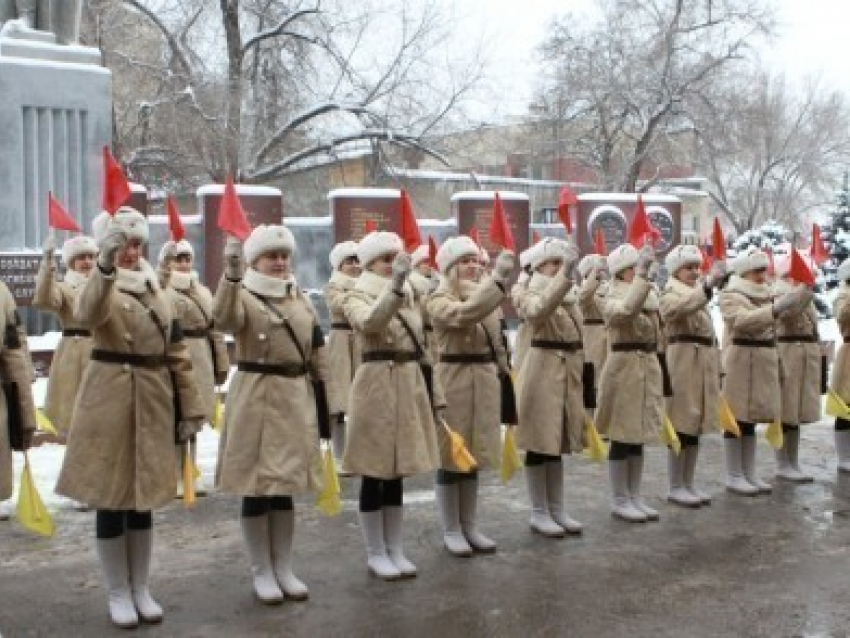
[{"left": 470, "top": 0, "right": 849, "bottom": 119}]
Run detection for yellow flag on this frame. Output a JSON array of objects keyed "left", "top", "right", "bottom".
[
  {"left": 765, "top": 420, "right": 784, "bottom": 449},
  {"left": 182, "top": 445, "right": 196, "bottom": 508},
  {"left": 442, "top": 421, "right": 477, "bottom": 472},
  {"left": 36, "top": 410, "right": 57, "bottom": 436},
  {"left": 718, "top": 396, "right": 741, "bottom": 438},
  {"left": 16, "top": 454, "right": 55, "bottom": 537},
  {"left": 213, "top": 394, "right": 226, "bottom": 432},
  {"left": 500, "top": 426, "right": 522, "bottom": 484},
  {"left": 584, "top": 419, "right": 607, "bottom": 463},
  {"left": 826, "top": 390, "right": 850, "bottom": 420},
  {"left": 317, "top": 447, "right": 342, "bottom": 517},
  {"left": 661, "top": 416, "right": 682, "bottom": 455}
]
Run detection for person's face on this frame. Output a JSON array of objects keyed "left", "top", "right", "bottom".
[
  {"left": 744, "top": 267, "right": 767, "bottom": 285},
  {"left": 254, "top": 250, "right": 292, "bottom": 279},
  {"left": 538, "top": 258, "right": 563, "bottom": 277},
  {"left": 340, "top": 256, "right": 360, "bottom": 277},
  {"left": 456, "top": 255, "right": 481, "bottom": 281},
  {"left": 618, "top": 266, "right": 636, "bottom": 283},
  {"left": 416, "top": 262, "right": 432, "bottom": 277},
  {"left": 369, "top": 252, "right": 397, "bottom": 278},
  {"left": 172, "top": 253, "right": 193, "bottom": 274},
  {"left": 676, "top": 262, "right": 700, "bottom": 286},
  {"left": 71, "top": 253, "right": 96, "bottom": 275},
  {"left": 116, "top": 239, "right": 144, "bottom": 270}
]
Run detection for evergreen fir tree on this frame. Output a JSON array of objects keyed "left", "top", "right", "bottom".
[{"left": 821, "top": 171, "right": 850, "bottom": 288}]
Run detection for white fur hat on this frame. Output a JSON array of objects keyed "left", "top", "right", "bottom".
[
  {"left": 479, "top": 248, "right": 491, "bottom": 266},
  {"left": 329, "top": 241, "right": 359, "bottom": 270},
  {"left": 411, "top": 244, "right": 429, "bottom": 267},
  {"left": 577, "top": 254, "right": 604, "bottom": 278},
  {"left": 436, "top": 236, "right": 480, "bottom": 273},
  {"left": 664, "top": 245, "right": 703, "bottom": 275},
  {"left": 730, "top": 246, "right": 770, "bottom": 276},
  {"left": 244, "top": 224, "right": 296, "bottom": 264},
  {"left": 607, "top": 244, "right": 640, "bottom": 275},
  {"left": 92, "top": 207, "right": 149, "bottom": 246},
  {"left": 61, "top": 235, "right": 98, "bottom": 265},
  {"left": 530, "top": 238, "right": 568, "bottom": 270},
  {"left": 838, "top": 257, "right": 850, "bottom": 283},
  {"left": 357, "top": 231, "right": 403, "bottom": 267},
  {"left": 158, "top": 239, "right": 194, "bottom": 265},
  {"left": 774, "top": 251, "right": 816, "bottom": 278},
  {"left": 519, "top": 242, "right": 541, "bottom": 270}
]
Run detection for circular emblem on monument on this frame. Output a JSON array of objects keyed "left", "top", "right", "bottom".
[
  {"left": 587, "top": 205, "right": 628, "bottom": 251},
  {"left": 647, "top": 206, "right": 675, "bottom": 252}
]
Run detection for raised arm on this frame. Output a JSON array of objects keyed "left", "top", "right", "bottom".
[{"left": 427, "top": 278, "right": 505, "bottom": 330}]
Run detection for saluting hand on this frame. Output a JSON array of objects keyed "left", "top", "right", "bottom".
[
  {"left": 98, "top": 227, "right": 128, "bottom": 272},
  {"left": 224, "top": 236, "right": 244, "bottom": 281},
  {"left": 492, "top": 250, "right": 516, "bottom": 283},
  {"left": 392, "top": 252, "right": 412, "bottom": 292}
]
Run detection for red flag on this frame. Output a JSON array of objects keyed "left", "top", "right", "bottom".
[
  {"left": 712, "top": 218, "right": 727, "bottom": 260},
  {"left": 102, "top": 146, "right": 132, "bottom": 215},
  {"left": 167, "top": 196, "right": 186, "bottom": 242},
  {"left": 489, "top": 192, "right": 516, "bottom": 252},
  {"left": 788, "top": 248, "right": 816, "bottom": 286},
  {"left": 700, "top": 246, "right": 712, "bottom": 274},
  {"left": 557, "top": 187, "right": 577, "bottom": 235},
  {"left": 532, "top": 230, "right": 542, "bottom": 244},
  {"left": 47, "top": 192, "right": 81, "bottom": 232},
  {"left": 217, "top": 175, "right": 251, "bottom": 241},
  {"left": 628, "top": 195, "right": 656, "bottom": 248},
  {"left": 399, "top": 191, "right": 422, "bottom": 252},
  {"left": 469, "top": 227, "right": 480, "bottom": 246},
  {"left": 594, "top": 228, "right": 607, "bottom": 256},
  {"left": 428, "top": 235, "right": 439, "bottom": 270},
  {"left": 764, "top": 247, "right": 776, "bottom": 277},
  {"left": 810, "top": 223, "right": 830, "bottom": 266},
  {"left": 364, "top": 219, "right": 378, "bottom": 233}
]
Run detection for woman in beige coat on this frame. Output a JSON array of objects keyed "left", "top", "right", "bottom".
[
  {"left": 659, "top": 246, "right": 724, "bottom": 508},
  {"left": 324, "top": 241, "right": 360, "bottom": 463},
  {"left": 0, "top": 280, "right": 37, "bottom": 521},
  {"left": 511, "top": 241, "right": 542, "bottom": 371},
  {"left": 213, "top": 225, "right": 330, "bottom": 605},
  {"left": 772, "top": 252, "right": 821, "bottom": 483},
  {"left": 426, "top": 236, "right": 514, "bottom": 556},
  {"left": 831, "top": 257, "right": 850, "bottom": 473},
  {"left": 719, "top": 246, "right": 813, "bottom": 496},
  {"left": 409, "top": 244, "right": 441, "bottom": 370},
  {"left": 158, "top": 239, "right": 230, "bottom": 497},
  {"left": 56, "top": 208, "right": 204, "bottom": 628},
  {"left": 596, "top": 244, "right": 663, "bottom": 523},
  {"left": 516, "top": 238, "right": 587, "bottom": 536},
  {"left": 342, "top": 231, "right": 440, "bottom": 581},
  {"left": 34, "top": 234, "right": 98, "bottom": 440},
  {"left": 577, "top": 253, "right": 608, "bottom": 389}
]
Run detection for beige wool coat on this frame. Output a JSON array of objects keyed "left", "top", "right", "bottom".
[
  {"left": 718, "top": 275, "right": 781, "bottom": 424},
  {"left": 579, "top": 274, "right": 608, "bottom": 386},
  {"left": 56, "top": 263, "right": 203, "bottom": 510},
  {"left": 33, "top": 264, "right": 93, "bottom": 434},
  {"left": 324, "top": 270, "right": 358, "bottom": 416},
  {"left": 595, "top": 277, "right": 664, "bottom": 444},
  {"left": 213, "top": 272, "right": 329, "bottom": 497},
  {"left": 831, "top": 284, "right": 850, "bottom": 401},
  {"left": 342, "top": 270, "right": 440, "bottom": 479},
  {"left": 659, "top": 278, "right": 720, "bottom": 436},
  {"left": 0, "top": 282, "right": 37, "bottom": 500},
  {"left": 516, "top": 272, "right": 587, "bottom": 455},
  {"left": 774, "top": 279, "right": 822, "bottom": 425},
  {"left": 510, "top": 274, "right": 533, "bottom": 371},
  {"left": 427, "top": 276, "right": 506, "bottom": 471},
  {"left": 410, "top": 270, "right": 440, "bottom": 367}
]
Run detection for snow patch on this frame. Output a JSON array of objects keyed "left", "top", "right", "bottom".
[
  {"left": 579, "top": 193, "right": 681, "bottom": 204},
  {"left": 327, "top": 188, "right": 400, "bottom": 200},
  {"left": 450, "top": 191, "right": 529, "bottom": 202},
  {"left": 196, "top": 184, "right": 282, "bottom": 197}
]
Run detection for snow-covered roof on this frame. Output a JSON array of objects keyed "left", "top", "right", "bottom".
[
  {"left": 389, "top": 167, "right": 573, "bottom": 188},
  {"left": 327, "top": 188, "right": 400, "bottom": 200},
  {"left": 129, "top": 182, "right": 147, "bottom": 194},
  {"left": 196, "top": 184, "right": 282, "bottom": 197},
  {"left": 450, "top": 191, "right": 529, "bottom": 202},
  {"left": 579, "top": 193, "right": 681, "bottom": 204},
  {"left": 284, "top": 216, "right": 333, "bottom": 226},
  {"left": 147, "top": 214, "right": 203, "bottom": 225},
  {"left": 419, "top": 218, "right": 458, "bottom": 226}
]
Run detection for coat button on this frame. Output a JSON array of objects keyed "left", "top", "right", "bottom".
[
  {"left": 122, "top": 302, "right": 131, "bottom": 311},
  {"left": 122, "top": 363, "right": 131, "bottom": 372},
  {"left": 258, "top": 357, "right": 265, "bottom": 363},
  {"left": 123, "top": 333, "right": 133, "bottom": 342},
  {"left": 258, "top": 333, "right": 267, "bottom": 341}
]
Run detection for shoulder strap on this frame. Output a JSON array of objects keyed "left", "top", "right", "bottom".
[
  {"left": 395, "top": 311, "right": 425, "bottom": 360},
  {"left": 177, "top": 287, "right": 212, "bottom": 328},
  {"left": 249, "top": 290, "right": 313, "bottom": 372}
]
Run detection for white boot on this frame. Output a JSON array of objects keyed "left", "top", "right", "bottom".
[
  {"left": 667, "top": 448, "right": 701, "bottom": 508},
  {"left": 724, "top": 437, "right": 758, "bottom": 495},
  {"left": 836, "top": 430, "right": 850, "bottom": 473},
  {"left": 742, "top": 435, "right": 772, "bottom": 494},
  {"left": 382, "top": 506, "right": 417, "bottom": 578},
  {"left": 629, "top": 455, "right": 659, "bottom": 521},
  {"left": 545, "top": 460, "right": 583, "bottom": 534},
  {"left": 358, "top": 510, "right": 402, "bottom": 581},
  {"left": 682, "top": 445, "right": 711, "bottom": 505},
  {"left": 127, "top": 529, "right": 163, "bottom": 623},
  {"left": 96, "top": 535, "right": 139, "bottom": 628},
  {"left": 525, "top": 465, "right": 565, "bottom": 537},
  {"left": 191, "top": 440, "right": 208, "bottom": 496},
  {"left": 458, "top": 477, "right": 498, "bottom": 552},
  {"left": 240, "top": 514, "right": 284, "bottom": 604},
  {"left": 608, "top": 460, "right": 647, "bottom": 523},
  {"left": 775, "top": 428, "right": 813, "bottom": 483},
  {"left": 331, "top": 417, "right": 346, "bottom": 462},
  {"left": 435, "top": 482, "right": 473, "bottom": 556},
  {"left": 174, "top": 446, "right": 184, "bottom": 499},
  {"left": 0, "top": 500, "right": 11, "bottom": 521},
  {"left": 270, "top": 509, "right": 309, "bottom": 601}
]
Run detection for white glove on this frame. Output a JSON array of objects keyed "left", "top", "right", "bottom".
[
  {"left": 392, "top": 252, "right": 412, "bottom": 292},
  {"left": 492, "top": 250, "right": 516, "bottom": 283},
  {"left": 98, "top": 227, "right": 127, "bottom": 272},
  {"left": 773, "top": 287, "right": 812, "bottom": 316},
  {"left": 636, "top": 246, "right": 655, "bottom": 277},
  {"left": 177, "top": 419, "right": 204, "bottom": 443},
  {"left": 224, "top": 236, "right": 244, "bottom": 280},
  {"left": 560, "top": 243, "right": 579, "bottom": 278},
  {"left": 42, "top": 233, "right": 56, "bottom": 259},
  {"left": 159, "top": 241, "right": 176, "bottom": 269},
  {"left": 705, "top": 260, "right": 727, "bottom": 288}
]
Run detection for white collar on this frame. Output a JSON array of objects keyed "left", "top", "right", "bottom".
[
  {"left": 243, "top": 268, "right": 298, "bottom": 298},
  {"left": 170, "top": 270, "right": 194, "bottom": 291},
  {"left": 116, "top": 259, "right": 159, "bottom": 295},
  {"left": 64, "top": 269, "right": 88, "bottom": 288}
]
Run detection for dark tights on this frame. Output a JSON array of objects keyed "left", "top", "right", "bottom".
[
  {"left": 837, "top": 417, "right": 850, "bottom": 432},
  {"left": 724, "top": 421, "right": 756, "bottom": 439},
  {"left": 675, "top": 432, "right": 699, "bottom": 448},
  {"left": 436, "top": 469, "right": 478, "bottom": 485},
  {"left": 608, "top": 442, "right": 643, "bottom": 461},
  {"left": 96, "top": 510, "right": 152, "bottom": 539},
  {"left": 524, "top": 451, "right": 561, "bottom": 466},
  {"left": 241, "top": 496, "right": 293, "bottom": 517},
  {"left": 359, "top": 476, "right": 403, "bottom": 512}
]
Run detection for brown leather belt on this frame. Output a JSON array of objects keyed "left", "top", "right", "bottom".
[
  {"left": 668, "top": 335, "right": 714, "bottom": 347},
  {"left": 330, "top": 322, "right": 352, "bottom": 331},
  {"left": 440, "top": 353, "right": 496, "bottom": 364},
  {"left": 62, "top": 329, "right": 91, "bottom": 338},
  {"left": 91, "top": 350, "right": 167, "bottom": 369},
  {"left": 361, "top": 351, "right": 419, "bottom": 364},
  {"left": 182, "top": 328, "right": 210, "bottom": 338},
  {"left": 237, "top": 361, "right": 308, "bottom": 377},
  {"left": 424, "top": 324, "right": 434, "bottom": 332},
  {"left": 777, "top": 336, "right": 818, "bottom": 343},
  {"left": 732, "top": 338, "right": 776, "bottom": 348},
  {"left": 531, "top": 340, "right": 583, "bottom": 352},
  {"left": 583, "top": 319, "right": 604, "bottom": 326},
  {"left": 610, "top": 342, "right": 657, "bottom": 353}
]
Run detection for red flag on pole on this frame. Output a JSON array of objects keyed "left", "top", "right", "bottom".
[
  {"left": 469, "top": 227, "right": 480, "bottom": 246},
  {"left": 700, "top": 245, "right": 712, "bottom": 274},
  {"left": 594, "top": 228, "right": 607, "bottom": 256},
  {"left": 217, "top": 175, "right": 251, "bottom": 241},
  {"left": 557, "top": 187, "right": 577, "bottom": 235},
  {"left": 628, "top": 195, "right": 656, "bottom": 248},
  {"left": 532, "top": 230, "right": 542, "bottom": 244},
  {"left": 764, "top": 247, "right": 776, "bottom": 277},
  {"left": 489, "top": 192, "right": 516, "bottom": 251},
  {"left": 712, "top": 218, "right": 727, "bottom": 260},
  {"left": 428, "top": 235, "right": 439, "bottom": 270},
  {"left": 102, "top": 146, "right": 132, "bottom": 215},
  {"left": 364, "top": 219, "right": 378, "bottom": 233},
  {"left": 47, "top": 193, "right": 81, "bottom": 232},
  {"left": 399, "top": 191, "right": 422, "bottom": 252},
  {"left": 811, "top": 223, "right": 830, "bottom": 266},
  {"left": 788, "top": 248, "right": 816, "bottom": 286},
  {"left": 167, "top": 196, "right": 186, "bottom": 242}
]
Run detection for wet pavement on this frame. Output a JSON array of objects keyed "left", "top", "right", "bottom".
[{"left": 1, "top": 421, "right": 849, "bottom": 637}]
